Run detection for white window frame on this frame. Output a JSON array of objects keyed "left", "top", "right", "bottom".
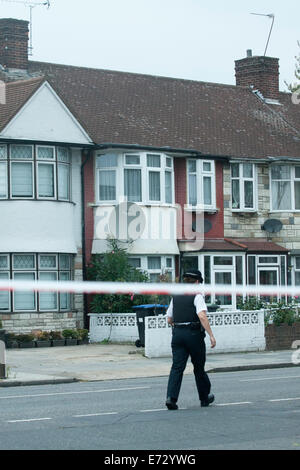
[
  {"left": 128, "top": 255, "right": 175, "bottom": 281},
  {"left": 36, "top": 145, "right": 56, "bottom": 161},
  {"left": 95, "top": 152, "right": 174, "bottom": 205},
  {"left": 187, "top": 159, "right": 216, "bottom": 210},
  {"left": 36, "top": 161, "right": 57, "bottom": 200},
  {"left": 10, "top": 144, "right": 34, "bottom": 160},
  {"left": 0, "top": 272, "right": 10, "bottom": 311},
  {"left": 12, "top": 254, "right": 36, "bottom": 271},
  {"left": 231, "top": 162, "right": 257, "bottom": 212},
  {"left": 0, "top": 161, "right": 8, "bottom": 199},
  {"left": 38, "top": 271, "right": 58, "bottom": 312},
  {"left": 270, "top": 164, "right": 300, "bottom": 212},
  {"left": 38, "top": 254, "right": 58, "bottom": 270}
]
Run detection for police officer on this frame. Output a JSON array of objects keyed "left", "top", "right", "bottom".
[{"left": 165, "top": 269, "right": 216, "bottom": 410}]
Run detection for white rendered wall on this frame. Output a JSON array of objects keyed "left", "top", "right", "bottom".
[{"left": 89, "top": 313, "right": 139, "bottom": 343}]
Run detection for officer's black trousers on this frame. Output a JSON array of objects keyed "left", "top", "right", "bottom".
[{"left": 166, "top": 327, "right": 211, "bottom": 403}]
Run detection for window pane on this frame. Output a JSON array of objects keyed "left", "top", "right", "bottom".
[
  {"left": 149, "top": 171, "right": 160, "bottom": 201},
  {"left": 14, "top": 272, "right": 36, "bottom": 311},
  {"left": 203, "top": 162, "right": 211, "bottom": 172},
  {"left": 231, "top": 163, "right": 239, "bottom": 177},
  {"left": 214, "top": 256, "right": 233, "bottom": 265},
  {"left": 58, "top": 163, "right": 70, "bottom": 200},
  {"left": 232, "top": 179, "right": 240, "bottom": 209},
  {"left": 295, "top": 166, "right": 300, "bottom": 178},
  {"left": 40, "top": 255, "right": 57, "bottom": 269},
  {"left": 296, "top": 257, "right": 300, "bottom": 270},
  {"left": 165, "top": 171, "right": 172, "bottom": 203},
  {"left": 125, "top": 155, "right": 140, "bottom": 165},
  {"left": 166, "top": 157, "right": 172, "bottom": 168},
  {"left": 215, "top": 272, "right": 232, "bottom": 305},
  {"left": 295, "top": 272, "right": 300, "bottom": 286},
  {"left": 124, "top": 169, "right": 141, "bottom": 202},
  {"left": 281, "top": 256, "right": 286, "bottom": 286},
  {"left": 188, "top": 160, "right": 196, "bottom": 173},
  {"left": 182, "top": 256, "right": 198, "bottom": 273},
  {"left": 0, "top": 161, "right": 7, "bottom": 198},
  {"left": 147, "top": 154, "right": 161, "bottom": 168},
  {"left": 271, "top": 165, "right": 290, "bottom": 180},
  {"left": 38, "top": 164, "right": 55, "bottom": 198},
  {"left": 188, "top": 174, "right": 197, "bottom": 206},
  {"left": 203, "top": 176, "right": 212, "bottom": 205},
  {"left": 10, "top": 145, "right": 33, "bottom": 159},
  {"left": 0, "top": 272, "right": 9, "bottom": 310},
  {"left": 236, "top": 256, "right": 243, "bottom": 285},
  {"left": 37, "top": 146, "right": 54, "bottom": 160},
  {"left": 0, "top": 145, "right": 7, "bottom": 159},
  {"left": 13, "top": 255, "right": 35, "bottom": 269},
  {"left": 96, "top": 154, "right": 118, "bottom": 168},
  {"left": 244, "top": 180, "right": 253, "bottom": 208},
  {"left": 272, "top": 181, "right": 291, "bottom": 210},
  {"left": 57, "top": 147, "right": 70, "bottom": 163},
  {"left": 166, "top": 258, "right": 172, "bottom": 268},
  {"left": 99, "top": 170, "right": 116, "bottom": 200},
  {"left": 0, "top": 255, "right": 8, "bottom": 269},
  {"left": 204, "top": 256, "right": 211, "bottom": 284},
  {"left": 59, "top": 254, "right": 70, "bottom": 270},
  {"left": 148, "top": 257, "right": 161, "bottom": 269},
  {"left": 11, "top": 162, "right": 33, "bottom": 197},
  {"left": 295, "top": 181, "right": 300, "bottom": 210},
  {"left": 60, "top": 272, "right": 70, "bottom": 309},
  {"left": 150, "top": 273, "right": 160, "bottom": 282},
  {"left": 243, "top": 163, "right": 253, "bottom": 178},
  {"left": 128, "top": 258, "right": 141, "bottom": 268},
  {"left": 39, "top": 272, "right": 58, "bottom": 310},
  {"left": 258, "top": 257, "right": 278, "bottom": 264},
  {"left": 248, "top": 256, "right": 256, "bottom": 285}
]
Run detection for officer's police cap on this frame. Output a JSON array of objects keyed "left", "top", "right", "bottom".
[{"left": 183, "top": 269, "right": 203, "bottom": 281}]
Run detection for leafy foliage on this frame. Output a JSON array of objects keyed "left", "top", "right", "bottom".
[{"left": 285, "top": 40, "right": 300, "bottom": 92}]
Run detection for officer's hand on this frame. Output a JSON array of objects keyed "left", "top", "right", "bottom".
[{"left": 210, "top": 335, "right": 216, "bottom": 348}]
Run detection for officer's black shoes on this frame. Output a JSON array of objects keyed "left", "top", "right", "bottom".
[
  {"left": 201, "top": 393, "right": 215, "bottom": 407},
  {"left": 166, "top": 397, "right": 178, "bottom": 410}
]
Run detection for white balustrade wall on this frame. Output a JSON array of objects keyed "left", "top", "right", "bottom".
[
  {"left": 89, "top": 313, "right": 139, "bottom": 343},
  {"left": 89, "top": 310, "right": 266, "bottom": 357}
]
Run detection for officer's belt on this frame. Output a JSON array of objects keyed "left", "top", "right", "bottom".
[{"left": 173, "top": 322, "right": 202, "bottom": 329}]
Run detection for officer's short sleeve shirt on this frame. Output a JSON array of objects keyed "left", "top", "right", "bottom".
[{"left": 166, "top": 294, "right": 207, "bottom": 319}]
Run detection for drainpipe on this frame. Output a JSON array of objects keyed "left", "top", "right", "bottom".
[{"left": 81, "top": 148, "right": 93, "bottom": 329}]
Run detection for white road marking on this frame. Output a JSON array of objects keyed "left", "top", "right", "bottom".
[
  {"left": 139, "top": 408, "right": 167, "bottom": 413},
  {"left": 240, "top": 375, "right": 300, "bottom": 382},
  {"left": 7, "top": 418, "right": 52, "bottom": 423},
  {"left": 0, "top": 386, "right": 150, "bottom": 400},
  {"left": 269, "top": 397, "right": 300, "bottom": 402},
  {"left": 215, "top": 401, "right": 253, "bottom": 406},
  {"left": 73, "top": 412, "right": 118, "bottom": 417}
]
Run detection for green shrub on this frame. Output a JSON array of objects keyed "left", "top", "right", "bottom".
[
  {"left": 62, "top": 329, "right": 78, "bottom": 339},
  {"left": 16, "top": 333, "right": 35, "bottom": 343},
  {"left": 77, "top": 329, "right": 88, "bottom": 340},
  {"left": 49, "top": 330, "right": 63, "bottom": 340}
]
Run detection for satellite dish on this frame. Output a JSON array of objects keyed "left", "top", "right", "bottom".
[{"left": 262, "top": 219, "right": 283, "bottom": 233}]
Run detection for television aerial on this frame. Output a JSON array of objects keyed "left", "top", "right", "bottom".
[
  {"left": 0, "top": 0, "right": 51, "bottom": 56},
  {"left": 250, "top": 12, "right": 275, "bottom": 57}
]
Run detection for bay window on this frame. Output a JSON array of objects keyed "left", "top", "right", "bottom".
[
  {"left": 187, "top": 159, "right": 215, "bottom": 209},
  {"left": 128, "top": 255, "right": 175, "bottom": 281},
  {"left": 0, "top": 253, "right": 73, "bottom": 312},
  {"left": 231, "top": 162, "right": 255, "bottom": 210},
  {"left": 0, "top": 144, "right": 71, "bottom": 201},
  {"left": 271, "top": 165, "right": 300, "bottom": 211},
  {"left": 96, "top": 152, "right": 174, "bottom": 204}
]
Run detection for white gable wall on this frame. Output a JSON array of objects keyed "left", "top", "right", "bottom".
[{"left": 0, "top": 81, "right": 92, "bottom": 144}]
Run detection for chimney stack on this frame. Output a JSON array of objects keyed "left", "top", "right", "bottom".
[
  {"left": 235, "top": 51, "right": 279, "bottom": 100},
  {"left": 0, "top": 18, "right": 29, "bottom": 70}
]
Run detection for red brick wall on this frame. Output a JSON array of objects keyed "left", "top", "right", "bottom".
[
  {"left": 83, "top": 152, "right": 95, "bottom": 267},
  {"left": 0, "top": 19, "right": 29, "bottom": 69}
]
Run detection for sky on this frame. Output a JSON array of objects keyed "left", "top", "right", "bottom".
[{"left": 0, "top": 0, "right": 299, "bottom": 91}]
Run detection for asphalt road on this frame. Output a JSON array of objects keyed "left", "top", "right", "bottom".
[{"left": 0, "top": 367, "right": 300, "bottom": 451}]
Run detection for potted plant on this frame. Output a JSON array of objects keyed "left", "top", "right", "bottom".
[
  {"left": 4, "top": 332, "right": 19, "bottom": 349},
  {"left": 49, "top": 330, "right": 65, "bottom": 347},
  {"left": 62, "top": 329, "right": 78, "bottom": 346},
  {"left": 77, "top": 329, "right": 89, "bottom": 345},
  {"left": 16, "top": 333, "right": 36, "bottom": 349},
  {"left": 35, "top": 331, "right": 52, "bottom": 348}
]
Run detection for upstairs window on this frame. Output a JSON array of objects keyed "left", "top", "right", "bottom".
[
  {"left": 96, "top": 152, "right": 174, "bottom": 205},
  {"left": 271, "top": 165, "right": 300, "bottom": 211},
  {"left": 0, "top": 145, "right": 71, "bottom": 201},
  {"left": 187, "top": 159, "right": 215, "bottom": 209},
  {"left": 231, "top": 162, "right": 255, "bottom": 211}
]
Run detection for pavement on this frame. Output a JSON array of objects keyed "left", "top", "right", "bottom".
[{"left": 0, "top": 343, "right": 299, "bottom": 387}]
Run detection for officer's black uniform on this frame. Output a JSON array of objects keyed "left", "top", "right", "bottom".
[{"left": 166, "top": 271, "right": 213, "bottom": 409}]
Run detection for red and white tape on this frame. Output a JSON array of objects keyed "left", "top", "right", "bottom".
[{"left": 0, "top": 279, "right": 299, "bottom": 297}]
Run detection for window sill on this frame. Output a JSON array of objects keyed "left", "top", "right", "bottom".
[
  {"left": 232, "top": 210, "right": 257, "bottom": 215},
  {"left": 185, "top": 206, "right": 218, "bottom": 214},
  {"left": 90, "top": 202, "right": 177, "bottom": 208}
]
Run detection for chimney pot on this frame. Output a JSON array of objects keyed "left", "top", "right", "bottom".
[{"left": 247, "top": 49, "right": 252, "bottom": 58}]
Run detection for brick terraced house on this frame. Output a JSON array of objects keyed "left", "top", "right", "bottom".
[{"left": 0, "top": 18, "right": 299, "bottom": 331}]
